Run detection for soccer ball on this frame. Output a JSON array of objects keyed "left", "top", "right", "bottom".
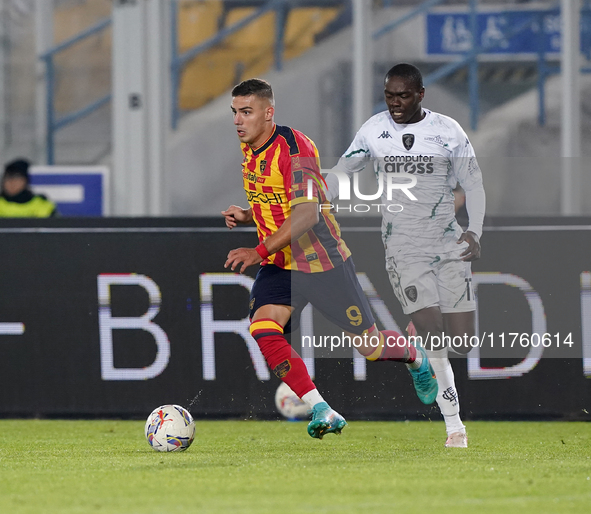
[
  {"left": 275, "top": 382, "right": 310, "bottom": 420},
  {"left": 145, "top": 404, "right": 196, "bottom": 452}
]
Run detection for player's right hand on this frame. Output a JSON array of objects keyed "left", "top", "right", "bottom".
[
  {"left": 458, "top": 231, "right": 481, "bottom": 261},
  {"left": 224, "top": 247, "right": 262, "bottom": 273},
  {"left": 221, "top": 205, "right": 252, "bottom": 229}
]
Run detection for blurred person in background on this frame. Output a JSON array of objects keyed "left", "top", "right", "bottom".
[{"left": 0, "top": 159, "right": 58, "bottom": 217}]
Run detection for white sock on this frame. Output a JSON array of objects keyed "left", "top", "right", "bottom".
[
  {"left": 301, "top": 389, "right": 326, "bottom": 409},
  {"left": 426, "top": 347, "right": 466, "bottom": 436}
]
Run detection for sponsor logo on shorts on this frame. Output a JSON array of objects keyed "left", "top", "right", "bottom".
[
  {"left": 306, "top": 252, "right": 318, "bottom": 262},
  {"left": 402, "top": 133, "right": 415, "bottom": 150},
  {"left": 273, "top": 360, "right": 291, "bottom": 379},
  {"left": 404, "top": 285, "right": 418, "bottom": 302}
]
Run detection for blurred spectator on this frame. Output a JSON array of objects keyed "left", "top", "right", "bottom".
[{"left": 0, "top": 159, "right": 58, "bottom": 217}]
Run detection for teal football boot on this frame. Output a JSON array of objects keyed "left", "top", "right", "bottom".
[
  {"left": 408, "top": 344, "right": 438, "bottom": 405},
  {"left": 307, "top": 402, "right": 347, "bottom": 439}
]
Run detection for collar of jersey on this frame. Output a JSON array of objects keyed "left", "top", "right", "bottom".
[
  {"left": 249, "top": 124, "right": 278, "bottom": 156},
  {"left": 390, "top": 109, "right": 431, "bottom": 132}
]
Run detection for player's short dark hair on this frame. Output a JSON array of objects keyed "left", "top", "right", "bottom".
[
  {"left": 384, "top": 63, "right": 423, "bottom": 91},
  {"left": 232, "top": 78, "right": 274, "bottom": 105}
]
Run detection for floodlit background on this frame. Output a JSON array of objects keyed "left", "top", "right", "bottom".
[
  {"left": 1, "top": 0, "right": 590, "bottom": 216},
  {"left": 0, "top": 1, "right": 590, "bottom": 434}
]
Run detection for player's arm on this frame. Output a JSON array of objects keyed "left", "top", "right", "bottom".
[
  {"left": 324, "top": 130, "right": 371, "bottom": 202},
  {"left": 221, "top": 205, "right": 254, "bottom": 229},
  {"left": 262, "top": 201, "right": 319, "bottom": 254},
  {"left": 452, "top": 136, "right": 486, "bottom": 261},
  {"left": 224, "top": 202, "right": 318, "bottom": 273},
  {"left": 457, "top": 181, "right": 485, "bottom": 261}
]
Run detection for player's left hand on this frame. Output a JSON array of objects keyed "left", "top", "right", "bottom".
[
  {"left": 458, "top": 231, "right": 481, "bottom": 261},
  {"left": 224, "top": 247, "right": 262, "bottom": 273}
]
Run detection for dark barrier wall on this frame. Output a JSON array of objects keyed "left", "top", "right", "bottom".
[{"left": 0, "top": 218, "right": 590, "bottom": 420}]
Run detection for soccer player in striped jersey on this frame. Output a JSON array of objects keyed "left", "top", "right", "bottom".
[
  {"left": 222, "top": 78, "right": 438, "bottom": 439},
  {"left": 325, "top": 63, "right": 486, "bottom": 448}
]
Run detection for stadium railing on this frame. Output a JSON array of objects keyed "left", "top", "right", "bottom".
[
  {"left": 372, "top": 0, "right": 591, "bottom": 130},
  {"left": 40, "top": 0, "right": 345, "bottom": 157},
  {"left": 170, "top": 0, "right": 346, "bottom": 129},
  {"left": 40, "top": 17, "right": 112, "bottom": 165},
  {"left": 40, "top": 1, "right": 591, "bottom": 162}
]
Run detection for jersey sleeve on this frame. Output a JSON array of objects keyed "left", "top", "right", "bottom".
[
  {"left": 325, "top": 129, "right": 371, "bottom": 202},
  {"left": 284, "top": 136, "right": 324, "bottom": 208},
  {"left": 449, "top": 127, "right": 486, "bottom": 238}
]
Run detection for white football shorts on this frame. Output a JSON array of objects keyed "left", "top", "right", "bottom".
[{"left": 385, "top": 243, "right": 475, "bottom": 315}]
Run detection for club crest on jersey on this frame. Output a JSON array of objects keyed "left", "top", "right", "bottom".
[
  {"left": 402, "top": 134, "right": 415, "bottom": 151},
  {"left": 404, "top": 286, "right": 418, "bottom": 302},
  {"left": 260, "top": 160, "right": 267, "bottom": 173}
]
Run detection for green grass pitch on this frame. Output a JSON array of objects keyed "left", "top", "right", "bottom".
[{"left": 0, "top": 420, "right": 589, "bottom": 513}]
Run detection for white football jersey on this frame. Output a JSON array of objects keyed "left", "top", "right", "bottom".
[{"left": 335, "top": 109, "right": 484, "bottom": 250}]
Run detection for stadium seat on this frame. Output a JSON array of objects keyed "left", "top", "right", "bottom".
[
  {"left": 178, "top": 2, "right": 341, "bottom": 111},
  {"left": 52, "top": 0, "right": 112, "bottom": 115}
]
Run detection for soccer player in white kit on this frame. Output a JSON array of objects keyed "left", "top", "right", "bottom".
[{"left": 325, "top": 63, "right": 485, "bottom": 447}]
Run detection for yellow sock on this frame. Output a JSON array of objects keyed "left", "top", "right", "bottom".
[{"left": 365, "top": 331, "right": 385, "bottom": 361}]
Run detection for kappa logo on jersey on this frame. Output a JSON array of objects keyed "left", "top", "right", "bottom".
[
  {"left": 424, "top": 135, "right": 447, "bottom": 148},
  {"left": 378, "top": 131, "right": 392, "bottom": 139},
  {"left": 402, "top": 134, "right": 415, "bottom": 150},
  {"left": 404, "top": 285, "right": 418, "bottom": 302}
]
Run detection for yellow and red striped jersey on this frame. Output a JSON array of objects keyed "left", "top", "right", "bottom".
[{"left": 241, "top": 124, "right": 351, "bottom": 273}]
